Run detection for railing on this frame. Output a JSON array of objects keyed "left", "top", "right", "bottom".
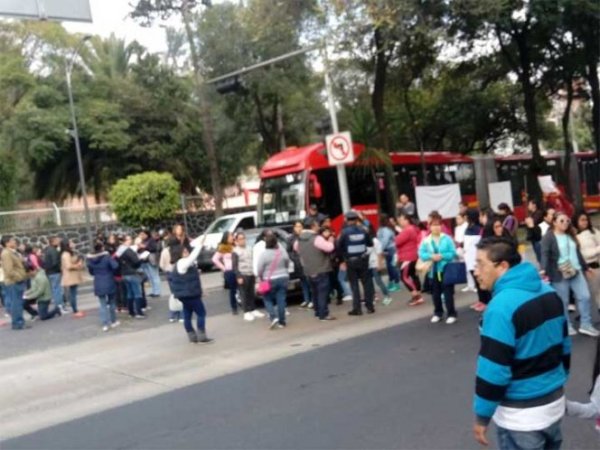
[{"left": 0, "top": 203, "right": 115, "bottom": 233}]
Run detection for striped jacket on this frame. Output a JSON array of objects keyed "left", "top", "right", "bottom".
[{"left": 473, "top": 261, "right": 570, "bottom": 425}]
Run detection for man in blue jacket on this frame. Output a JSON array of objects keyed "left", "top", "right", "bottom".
[{"left": 472, "top": 237, "right": 570, "bottom": 450}]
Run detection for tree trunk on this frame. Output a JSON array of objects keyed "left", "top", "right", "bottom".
[
  {"left": 372, "top": 27, "right": 389, "bottom": 150},
  {"left": 586, "top": 59, "right": 600, "bottom": 160},
  {"left": 276, "top": 100, "right": 286, "bottom": 150},
  {"left": 181, "top": 1, "right": 224, "bottom": 216},
  {"left": 561, "top": 78, "right": 582, "bottom": 209},
  {"left": 514, "top": 31, "right": 543, "bottom": 201}
]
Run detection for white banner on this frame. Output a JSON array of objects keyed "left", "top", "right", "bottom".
[
  {"left": 488, "top": 181, "right": 513, "bottom": 211},
  {"left": 538, "top": 175, "right": 560, "bottom": 194},
  {"left": 415, "top": 184, "right": 461, "bottom": 221}
]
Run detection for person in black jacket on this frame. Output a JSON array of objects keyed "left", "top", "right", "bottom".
[
  {"left": 116, "top": 235, "right": 145, "bottom": 319},
  {"left": 87, "top": 241, "right": 120, "bottom": 331},
  {"left": 525, "top": 199, "right": 544, "bottom": 263},
  {"left": 170, "top": 239, "right": 212, "bottom": 344},
  {"left": 42, "top": 236, "right": 64, "bottom": 311}
]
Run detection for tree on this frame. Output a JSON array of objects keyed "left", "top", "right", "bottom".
[
  {"left": 130, "top": 0, "right": 225, "bottom": 216},
  {"left": 109, "top": 171, "right": 180, "bottom": 227}
]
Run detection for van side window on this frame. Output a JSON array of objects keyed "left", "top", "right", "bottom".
[{"left": 238, "top": 217, "right": 255, "bottom": 229}]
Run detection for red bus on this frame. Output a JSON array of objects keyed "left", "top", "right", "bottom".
[
  {"left": 257, "top": 142, "right": 598, "bottom": 231},
  {"left": 258, "top": 142, "right": 475, "bottom": 232}
]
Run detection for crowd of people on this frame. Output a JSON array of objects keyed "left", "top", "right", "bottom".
[{"left": 1, "top": 192, "right": 600, "bottom": 446}]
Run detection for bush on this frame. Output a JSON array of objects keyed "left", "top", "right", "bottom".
[{"left": 109, "top": 172, "right": 180, "bottom": 227}]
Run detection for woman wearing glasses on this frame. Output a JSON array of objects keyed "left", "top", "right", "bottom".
[
  {"left": 573, "top": 211, "right": 600, "bottom": 313},
  {"left": 541, "top": 212, "right": 599, "bottom": 337}
]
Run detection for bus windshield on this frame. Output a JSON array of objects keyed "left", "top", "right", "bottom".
[{"left": 258, "top": 172, "right": 306, "bottom": 225}]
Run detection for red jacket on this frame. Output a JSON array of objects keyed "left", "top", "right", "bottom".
[{"left": 395, "top": 224, "right": 420, "bottom": 262}]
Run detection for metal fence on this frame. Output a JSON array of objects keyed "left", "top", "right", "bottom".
[{"left": 0, "top": 203, "right": 114, "bottom": 233}]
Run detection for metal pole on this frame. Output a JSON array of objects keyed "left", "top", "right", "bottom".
[
  {"left": 322, "top": 46, "right": 351, "bottom": 213},
  {"left": 66, "top": 61, "right": 93, "bottom": 250}
]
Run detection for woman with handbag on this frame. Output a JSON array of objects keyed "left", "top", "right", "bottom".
[
  {"left": 212, "top": 231, "right": 238, "bottom": 315},
  {"left": 256, "top": 233, "right": 290, "bottom": 329},
  {"left": 541, "top": 212, "right": 599, "bottom": 337},
  {"left": 418, "top": 217, "right": 457, "bottom": 324},
  {"left": 574, "top": 211, "right": 600, "bottom": 313}
]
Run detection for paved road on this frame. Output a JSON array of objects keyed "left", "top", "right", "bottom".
[{"left": 4, "top": 305, "right": 598, "bottom": 450}]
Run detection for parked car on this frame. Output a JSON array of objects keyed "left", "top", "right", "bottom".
[
  {"left": 235, "top": 226, "right": 303, "bottom": 303},
  {"left": 197, "top": 211, "right": 256, "bottom": 269}
]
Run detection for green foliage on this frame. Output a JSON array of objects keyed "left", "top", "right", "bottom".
[{"left": 109, "top": 172, "right": 180, "bottom": 227}]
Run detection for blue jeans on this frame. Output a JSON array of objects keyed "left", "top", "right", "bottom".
[
  {"left": 263, "top": 277, "right": 288, "bottom": 325},
  {"left": 48, "top": 273, "right": 63, "bottom": 307},
  {"left": 98, "top": 294, "right": 117, "bottom": 326},
  {"left": 337, "top": 269, "right": 352, "bottom": 297},
  {"left": 38, "top": 300, "right": 59, "bottom": 320},
  {"left": 309, "top": 272, "right": 330, "bottom": 319},
  {"left": 5, "top": 282, "right": 26, "bottom": 329},
  {"left": 384, "top": 251, "right": 400, "bottom": 284},
  {"left": 497, "top": 420, "right": 562, "bottom": 450},
  {"left": 552, "top": 272, "right": 593, "bottom": 328},
  {"left": 178, "top": 296, "right": 206, "bottom": 334},
  {"left": 1, "top": 282, "right": 9, "bottom": 311},
  {"left": 65, "top": 285, "right": 79, "bottom": 313},
  {"left": 123, "top": 275, "right": 144, "bottom": 317},
  {"left": 142, "top": 263, "right": 161, "bottom": 296},
  {"left": 532, "top": 241, "right": 542, "bottom": 264},
  {"left": 300, "top": 276, "right": 311, "bottom": 303},
  {"left": 371, "top": 268, "right": 389, "bottom": 296},
  {"left": 224, "top": 270, "right": 238, "bottom": 312}
]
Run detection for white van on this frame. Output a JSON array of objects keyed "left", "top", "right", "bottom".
[{"left": 197, "top": 211, "right": 256, "bottom": 269}]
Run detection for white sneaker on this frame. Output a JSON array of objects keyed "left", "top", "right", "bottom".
[
  {"left": 285, "top": 309, "right": 291, "bottom": 316},
  {"left": 102, "top": 326, "right": 110, "bottom": 332},
  {"left": 111, "top": 321, "right": 121, "bottom": 328},
  {"left": 461, "top": 286, "right": 471, "bottom": 292},
  {"left": 269, "top": 318, "right": 279, "bottom": 329},
  {"left": 430, "top": 315, "right": 441, "bottom": 324},
  {"left": 169, "top": 318, "right": 176, "bottom": 323},
  {"left": 307, "top": 302, "right": 313, "bottom": 308},
  {"left": 568, "top": 304, "right": 576, "bottom": 312},
  {"left": 342, "top": 295, "right": 352, "bottom": 302},
  {"left": 578, "top": 325, "right": 600, "bottom": 337},
  {"left": 568, "top": 325, "right": 578, "bottom": 336},
  {"left": 252, "top": 309, "right": 265, "bottom": 318},
  {"left": 60, "top": 306, "right": 71, "bottom": 314},
  {"left": 243, "top": 312, "right": 255, "bottom": 322},
  {"left": 446, "top": 317, "right": 457, "bottom": 325}
]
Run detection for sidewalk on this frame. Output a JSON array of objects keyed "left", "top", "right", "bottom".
[{"left": 0, "top": 286, "right": 477, "bottom": 441}]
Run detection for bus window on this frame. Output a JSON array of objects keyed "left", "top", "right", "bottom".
[
  {"left": 455, "top": 163, "right": 476, "bottom": 195},
  {"left": 497, "top": 162, "right": 527, "bottom": 206},
  {"left": 347, "top": 167, "right": 377, "bottom": 206},
  {"left": 258, "top": 172, "right": 306, "bottom": 225},
  {"left": 310, "top": 168, "right": 342, "bottom": 220},
  {"left": 394, "top": 164, "right": 421, "bottom": 199},
  {"left": 580, "top": 158, "right": 600, "bottom": 195}
]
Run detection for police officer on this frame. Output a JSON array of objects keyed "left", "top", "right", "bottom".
[{"left": 337, "top": 211, "right": 375, "bottom": 315}]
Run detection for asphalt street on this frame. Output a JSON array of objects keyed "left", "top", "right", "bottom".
[{"left": 4, "top": 303, "right": 598, "bottom": 450}]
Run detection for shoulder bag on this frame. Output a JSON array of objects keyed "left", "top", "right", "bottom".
[{"left": 257, "top": 248, "right": 281, "bottom": 295}]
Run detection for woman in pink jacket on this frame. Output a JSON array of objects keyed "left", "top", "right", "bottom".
[
  {"left": 212, "top": 231, "right": 238, "bottom": 315},
  {"left": 395, "top": 213, "right": 424, "bottom": 306}
]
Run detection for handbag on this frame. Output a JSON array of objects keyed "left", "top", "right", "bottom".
[
  {"left": 443, "top": 261, "right": 467, "bottom": 286},
  {"left": 416, "top": 258, "right": 432, "bottom": 275},
  {"left": 558, "top": 261, "right": 578, "bottom": 279},
  {"left": 257, "top": 248, "right": 281, "bottom": 295},
  {"left": 168, "top": 294, "right": 183, "bottom": 312}
]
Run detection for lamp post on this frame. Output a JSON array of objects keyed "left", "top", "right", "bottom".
[{"left": 65, "top": 35, "right": 94, "bottom": 250}]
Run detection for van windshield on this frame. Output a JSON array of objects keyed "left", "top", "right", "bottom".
[{"left": 205, "top": 217, "right": 236, "bottom": 234}]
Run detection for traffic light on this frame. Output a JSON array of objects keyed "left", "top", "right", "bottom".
[{"left": 215, "top": 76, "right": 247, "bottom": 95}]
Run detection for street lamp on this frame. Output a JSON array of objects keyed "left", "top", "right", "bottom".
[{"left": 65, "top": 35, "right": 94, "bottom": 251}]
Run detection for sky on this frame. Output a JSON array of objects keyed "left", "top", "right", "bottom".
[{"left": 62, "top": 0, "right": 177, "bottom": 54}]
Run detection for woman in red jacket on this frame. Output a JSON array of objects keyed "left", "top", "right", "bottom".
[{"left": 395, "top": 213, "right": 424, "bottom": 306}]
